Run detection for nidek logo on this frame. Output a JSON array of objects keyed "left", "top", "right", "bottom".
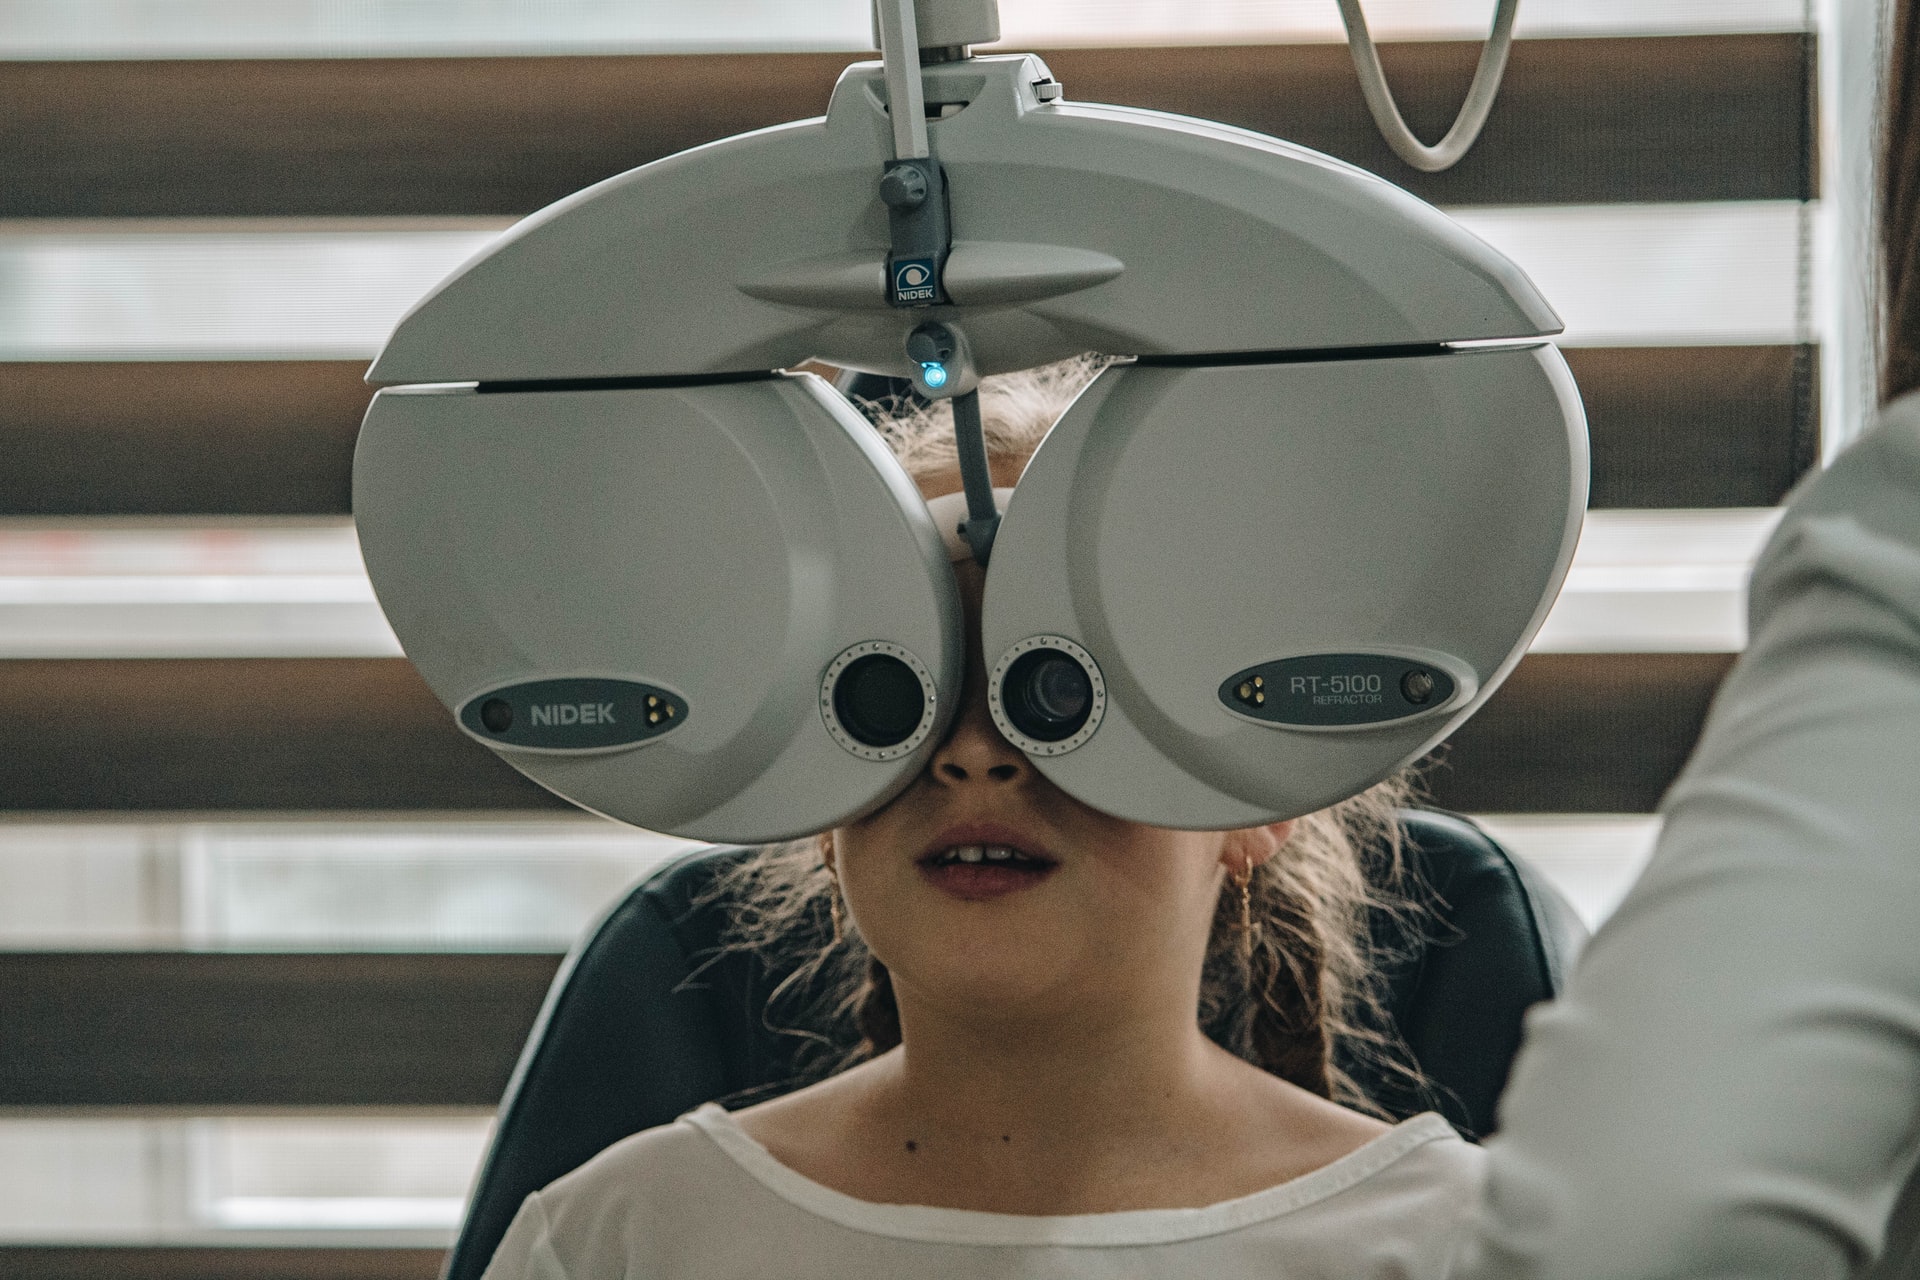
[
  {"left": 460, "top": 678, "right": 683, "bottom": 752},
  {"left": 530, "top": 702, "right": 616, "bottom": 726},
  {"left": 893, "top": 259, "right": 937, "bottom": 303}
]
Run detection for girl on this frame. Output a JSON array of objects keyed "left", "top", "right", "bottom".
[{"left": 482, "top": 360, "right": 1483, "bottom": 1280}]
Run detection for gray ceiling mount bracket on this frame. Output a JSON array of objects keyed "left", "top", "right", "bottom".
[
  {"left": 875, "top": 0, "right": 957, "bottom": 308},
  {"left": 871, "top": 0, "right": 1001, "bottom": 55}
]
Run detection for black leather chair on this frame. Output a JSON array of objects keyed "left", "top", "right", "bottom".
[{"left": 444, "top": 809, "right": 1584, "bottom": 1280}]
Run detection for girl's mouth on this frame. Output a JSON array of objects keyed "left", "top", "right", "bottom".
[{"left": 916, "top": 843, "right": 1059, "bottom": 900}]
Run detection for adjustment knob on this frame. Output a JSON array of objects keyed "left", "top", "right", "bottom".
[{"left": 880, "top": 165, "right": 929, "bottom": 210}]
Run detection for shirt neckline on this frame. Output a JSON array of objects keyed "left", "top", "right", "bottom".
[{"left": 680, "top": 1102, "right": 1459, "bottom": 1247}]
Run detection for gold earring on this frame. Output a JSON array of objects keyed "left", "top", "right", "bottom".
[
  {"left": 1232, "top": 864, "right": 1256, "bottom": 966},
  {"left": 821, "top": 833, "right": 846, "bottom": 945}
]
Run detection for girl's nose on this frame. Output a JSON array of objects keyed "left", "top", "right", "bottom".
[{"left": 930, "top": 679, "right": 1030, "bottom": 786}]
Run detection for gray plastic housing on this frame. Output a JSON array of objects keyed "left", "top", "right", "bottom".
[
  {"left": 354, "top": 373, "right": 961, "bottom": 842},
  {"left": 366, "top": 55, "right": 1558, "bottom": 389},
  {"left": 355, "top": 52, "right": 1582, "bottom": 838},
  {"left": 982, "top": 347, "right": 1588, "bottom": 828}
]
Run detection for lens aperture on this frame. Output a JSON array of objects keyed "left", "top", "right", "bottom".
[
  {"left": 1003, "top": 649, "right": 1094, "bottom": 742},
  {"left": 832, "top": 653, "right": 927, "bottom": 748}
]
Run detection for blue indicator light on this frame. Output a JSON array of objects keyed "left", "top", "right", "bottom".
[{"left": 921, "top": 362, "right": 948, "bottom": 388}]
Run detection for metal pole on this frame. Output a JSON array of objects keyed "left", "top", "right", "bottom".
[{"left": 875, "top": 0, "right": 930, "bottom": 161}]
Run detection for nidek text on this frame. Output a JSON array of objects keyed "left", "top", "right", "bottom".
[{"left": 530, "top": 703, "right": 617, "bottom": 726}]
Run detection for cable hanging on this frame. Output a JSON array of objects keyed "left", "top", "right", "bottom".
[{"left": 1336, "top": 0, "right": 1520, "bottom": 173}]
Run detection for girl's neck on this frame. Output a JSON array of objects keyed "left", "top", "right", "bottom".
[
  {"left": 731, "top": 982, "right": 1391, "bottom": 1215},
  {"left": 732, "top": 1014, "right": 1384, "bottom": 1215},
  {"left": 874, "top": 1000, "right": 1228, "bottom": 1149}
]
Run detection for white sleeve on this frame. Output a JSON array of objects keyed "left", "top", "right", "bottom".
[
  {"left": 479, "top": 1193, "right": 570, "bottom": 1280},
  {"left": 1454, "top": 396, "right": 1920, "bottom": 1279}
]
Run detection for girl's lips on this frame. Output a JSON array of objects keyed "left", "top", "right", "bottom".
[
  {"left": 914, "top": 824, "right": 1059, "bottom": 902},
  {"left": 915, "top": 823, "right": 1055, "bottom": 866},
  {"left": 918, "top": 858, "right": 1058, "bottom": 901}
]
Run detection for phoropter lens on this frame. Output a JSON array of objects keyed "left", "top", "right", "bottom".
[
  {"left": 1003, "top": 649, "right": 1094, "bottom": 742},
  {"left": 1029, "top": 656, "right": 1091, "bottom": 723},
  {"left": 832, "top": 654, "right": 926, "bottom": 748}
]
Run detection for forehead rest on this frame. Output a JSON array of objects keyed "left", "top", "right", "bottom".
[{"left": 922, "top": 487, "right": 1018, "bottom": 563}]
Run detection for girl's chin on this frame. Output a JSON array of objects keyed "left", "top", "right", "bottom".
[{"left": 896, "top": 961, "right": 1082, "bottom": 1023}]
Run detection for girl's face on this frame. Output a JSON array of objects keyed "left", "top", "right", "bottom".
[{"left": 829, "top": 553, "right": 1292, "bottom": 1034}]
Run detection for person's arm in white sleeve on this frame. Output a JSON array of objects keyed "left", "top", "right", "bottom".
[
  {"left": 478, "top": 1192, "right": 569, "bottom": 1280},
  {"left": 1455, "top": 395, "right": 1920, "bottom": 1279}
]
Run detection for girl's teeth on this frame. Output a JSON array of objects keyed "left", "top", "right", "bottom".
[{"left": 935, "top": 844, "right": 1038, "bottom": 866}]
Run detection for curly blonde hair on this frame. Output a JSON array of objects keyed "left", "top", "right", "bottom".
[{"left": 711, "top": 357, "right": 1431, "bottom": 1114}]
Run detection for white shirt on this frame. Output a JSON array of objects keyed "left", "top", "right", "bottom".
[
  {"left": 482, "top": 1103, "right": 1486, "bottom": 1279},
  {"left": 1458, "top": 394, "right": 1920, "bottom": 1278}
]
